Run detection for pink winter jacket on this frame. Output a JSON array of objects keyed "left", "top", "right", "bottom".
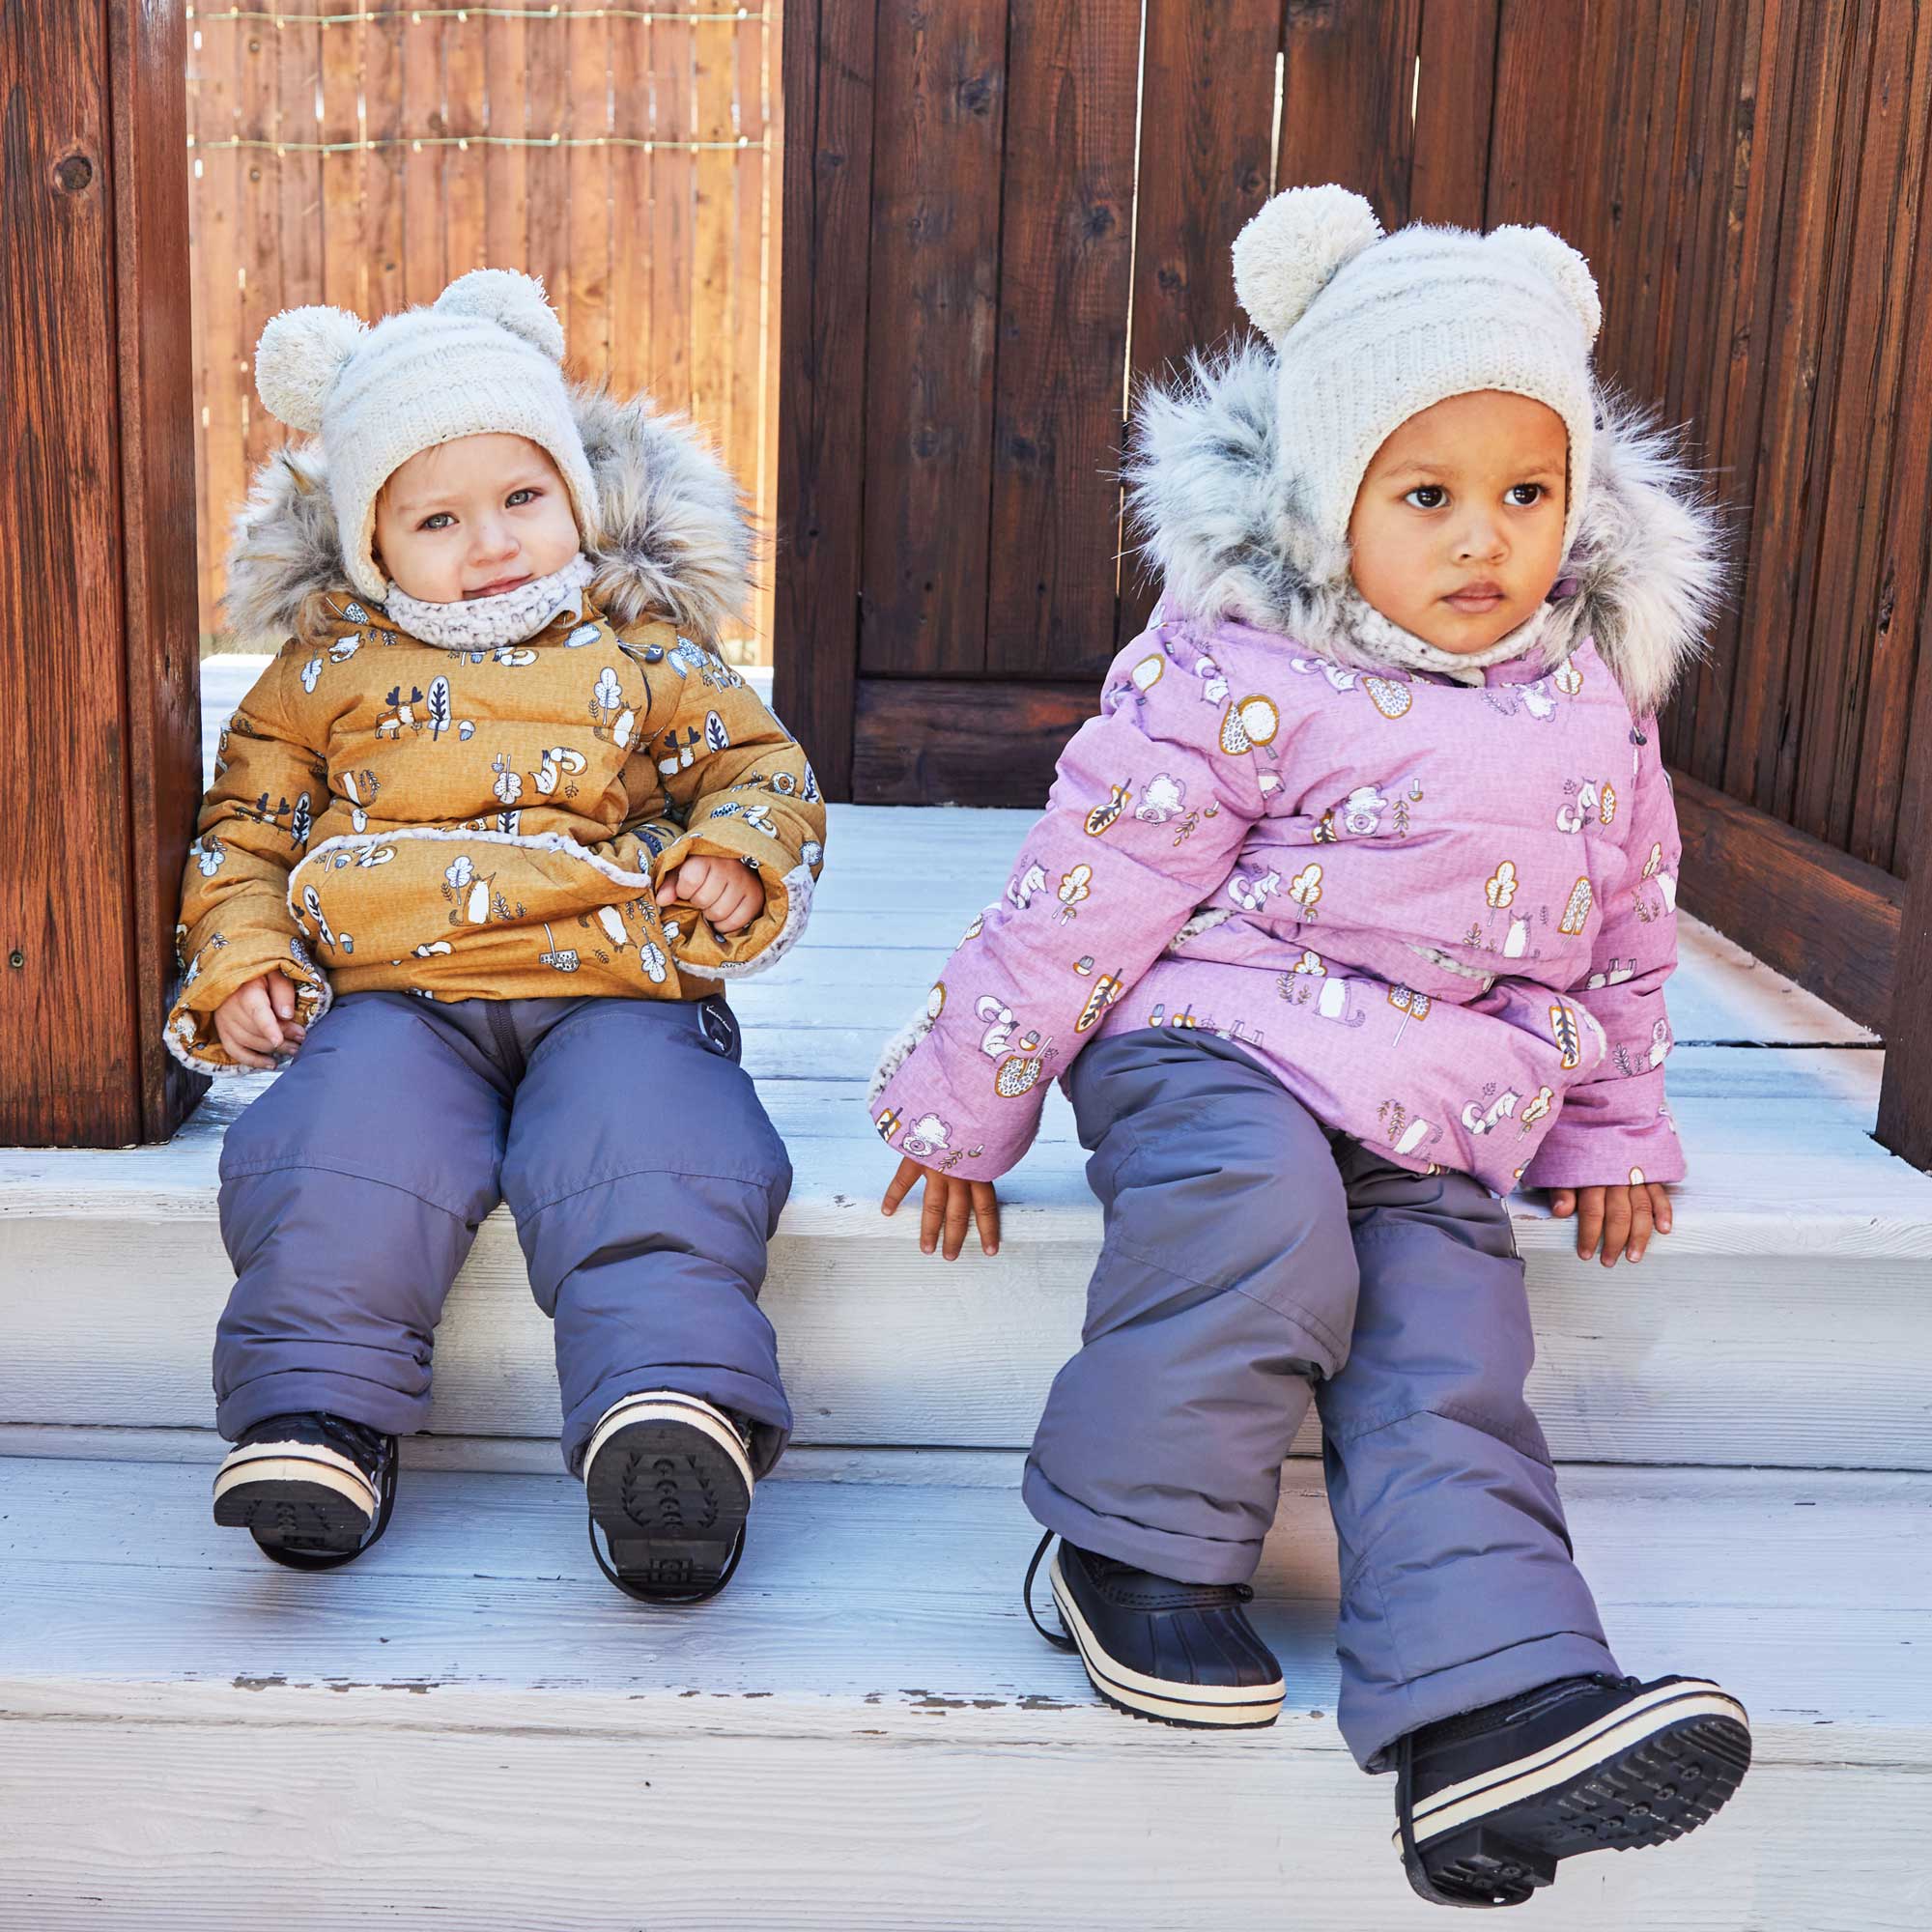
[{"left": 867, "top": 346, "right": 1723, "bottom": 1198}]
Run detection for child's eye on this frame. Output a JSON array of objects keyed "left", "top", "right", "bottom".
[
  {"left": 1404, "top": 485, "right": 1447, "bottom": 510},
  {"left": 1508, "top": 483, "right": 1547, "bottom": 506},
  {"left": 507, "top": 487, "right": 540, "bottom": 507},
  {"left": 417, "top": 512, "right": 454, "bottom": 532}
]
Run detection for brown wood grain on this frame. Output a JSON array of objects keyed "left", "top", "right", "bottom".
[
  {"left": 1852, "top": 21, "right": 1932, "bottom": 878},
  {"left": 320, "top": 10, "right": 368, "bottom": 319},
  {"left": 363, "top": 8, "right": 407, "bottom": 323},
  {"left": 1796, "top": 0, "right": 1932, "bottom": 859},
  {"left": 108, "top": 0, "right": 208, "bottom": 1143},
  {"left": 566, "top": 4, "right": 612, "bottom": 377},
  {"left": 1878, "top": 735, "right": 1932, "bottom": 1168},
  {"left": 647, "top": 10, "right": 694, "bottom": 412},
  {"left": 858, "top": 0, "right": 1008, "bottom": 680},
  {"left": 1278, "top": 0, "right": 1423, "bottom": 228},
  {"left": 1, "top": 0, "right": 145, "bottom": 1142},
  {"left": 982, "top": 0, "right": 1139, "bottom": 682},
  {"left": 1672, "top": 769, "right": 1901, "bottom": 1036},
  {"left": 852, "top": 678, "right": 1096, "bottom": 806},
  {"left": 1720, "top": 0, "right": 1860, "bottom": 816},
  {"left": 443, "top": 12, "right": 488, "bottom": 282},
  {"left": 483, "top": 10, "right": 530, "bottom": 319},
  {"left": 774, "top": 0, "right": 878, "bottom": 799},
  {"left": 1409, "top": 0, "right": 1500, "bottom": 228},
  {"left": 1117, "top": 0, "right": 1278, "bottom": 648}
]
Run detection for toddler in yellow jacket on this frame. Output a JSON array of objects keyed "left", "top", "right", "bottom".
[{"left": 176, "top": 269, "right": 823, "bottom": 1599}]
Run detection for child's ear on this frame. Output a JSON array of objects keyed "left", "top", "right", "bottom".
[{"left": 256, "top": 305, "right": 364, "bottom": 432}]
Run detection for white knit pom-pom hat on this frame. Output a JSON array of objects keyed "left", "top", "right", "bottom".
[
  {"left": 253, "top": 268, "right": 600, "bottom": 603},
  {"left": 1232, "top": 184, "right": 1603, "bottom": 561}
]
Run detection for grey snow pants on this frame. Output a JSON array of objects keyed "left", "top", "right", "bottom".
[
  {"left": 1022, "top": 1027, "right": 1619, "bottom": 1769},
  {"left": 213, "top": 990, "right": 793, "bottom": 1476}
]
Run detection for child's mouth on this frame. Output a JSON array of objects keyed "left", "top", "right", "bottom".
[
  {"left": 467, "top": 573, "right": 531, "bottom": 600},
  {"left": 1443, "top": 585, "right": 1506, "bottom": 614}
]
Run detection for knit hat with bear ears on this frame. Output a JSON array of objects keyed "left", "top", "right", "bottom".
[
  {"left": 1231, "top": 185, "right": 1602, "bottom": 564},
  {"left": 252, "top": 268, "right": 600, "bottom": 604}
]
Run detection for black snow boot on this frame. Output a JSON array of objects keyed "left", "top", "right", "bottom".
[
  {"left": 1393, "top": 1671, "right": 1752, "bottom": 1908},
  {"left": 213, "top": 1411, "right": 398, "bottom": 1569},
  {"left": 582, "top": 1390, "right": 754, "bottom": 1605},
  {"left": 1024, "top": 1531, "right": 1285, "bottom": 1729}
]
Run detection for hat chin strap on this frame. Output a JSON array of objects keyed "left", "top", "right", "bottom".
[{"left": 382, "top": 550, "right": 597, "bottom": 649}]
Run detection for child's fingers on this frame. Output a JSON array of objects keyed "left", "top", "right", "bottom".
[
  {"left": 941, "top": 1179, "right": 974, "bottom": 1261},
  {"left": 919, "top": 1173, "right": 947, "bottom": 1256},
  {"left": 973, "top": 1181, "right": 1000, "bottom": 1256},
  {"left": 234, "top": 982, "right": 283, "bottom": 1050},
  {"left": 1599, "top": 1189, "right": 1634, "bottom": 1267},
  {"left": 1624, "top": 1187, "right": 1655, "bottom": 1263},
  {"left": 881, "top": 1157, "right": 924, "bottom": 1216},
  {"left": 1574, "top": 1186, "right": 1605, "bottom": 1260},
  {"left": 1648, "top": 1182, "right": 1674, "bottom": 1235},
  {"left": 268, "top": 975, "right": 296, "bottom": 1022},
  {"left": 223, "top": 1043, "right": 280, "bottom": 1071},
  {"left": 1548, "top": 1188, "right": 1576, "bottom": 1219},
  {"left": 656, "top": 857, "right": 706, "bottom": 906}
]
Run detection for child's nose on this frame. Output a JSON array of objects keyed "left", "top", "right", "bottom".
[
  {"left": 1455, "top": 516, "right": 1507, "bottom": 562},
  {"left": 471, "top": 519, "right": 520, "bottom": 563}
]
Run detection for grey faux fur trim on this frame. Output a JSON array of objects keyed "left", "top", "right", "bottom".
[
  {"left": 224, "top": 385, "right": 753, "bottom": 648},
  {"left": 1124, "top": 342, "right": 1726, "bottom": 719}
]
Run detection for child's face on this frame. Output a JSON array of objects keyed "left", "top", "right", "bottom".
[
  {"left": 373, "top": 433, "right": 580, "bottom": 603},
  {"left": 1346, "top": 391, "right": 1568, "bottom": 654}
]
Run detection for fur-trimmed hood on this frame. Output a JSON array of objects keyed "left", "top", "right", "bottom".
[
  {"left": 1124, "top": 341, "right": 1724, "bottom": 719},
  {"left": 223, "top": 384, "right": 753, "bottom": 648}
]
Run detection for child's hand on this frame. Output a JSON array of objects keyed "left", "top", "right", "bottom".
[
  {"left": 881, "top": 1156, "right": 1001, "bottom": 1260},
  {"left": 213, "top": 972, "right": 306, "bottom": 1071},
  {"left": 1548, "top": 1181, "right": 1674, "bottom": 1266},
  {"left": 656, "top": 855, "right": 764, "bottom": 934}
]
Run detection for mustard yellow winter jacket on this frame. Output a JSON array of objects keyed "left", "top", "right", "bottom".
[{"left": 169, "top": 392, "right": 824, "bottom": 1074}]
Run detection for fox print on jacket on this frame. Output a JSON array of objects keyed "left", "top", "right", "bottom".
[{"left": 171, "top": 391, "right": 825, "bottom": 1073}]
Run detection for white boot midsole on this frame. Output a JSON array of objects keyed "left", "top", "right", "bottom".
[
  {"left": 584, "top": 1391, "right": 754, "bottom": 1497},
  {"left": 213, "top": 1443, "right": 377, "bottom": 1517}
]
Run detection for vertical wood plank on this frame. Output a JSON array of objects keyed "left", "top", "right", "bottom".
[
  {"left": 858, "top": 0, "right": 1008, "bottom": 678},
  {"left": 1790, "top": 0, "right": 1932, "bottom": 853},
  {"left": 1117, "top": 0, "right": 1278, "bottom": 647},
  {"left": 755, "top": 1, "right": 783, "bottom": 662},
  {"left": 1720, "top": 0, "right": 1861, "bottom": 815},
  {"left": 1849, "top": 9, "right": 1932, "bottom": 874},
  {"left": 1278, "top": 0, "right": 1423, "bottom": 228},
  {"left": 693, "top": 1, "right": 738, "bottom": 453},
  {"left": 1662, "top": 0, "right": 1799, "bottom": 787},
  {"left": 237, "top": 13, "right": 279, "bottom": 475},
  {"left": 983, "top": 0, "right": 1139, "bottom": 680},
  {"left": 185, "top": 13, "right": 213, "bottom": 637},
  {"left": 401, "top": 5, "right": 448, "bottom": 309},
  {"left": 1, "top": 0, "right": 140, "bottom": 1143},
  {"left": 1876, "top": 748, "right": 1932, "bottom": 1168},
  {"left": 319, "top": 10, "right": 367, "bottom": 319},
  {"left": 443, "top": 12, "right": 487, "bottom": 280},
  {"left": 729, "top": 5, "right": 770, "bottom": 657},
  {"left": 1409, "top": 0, "right": 1500, "bottom": 227},
  {"left": 524, "top": 0, "right": 569, "bottom": 320},
  {"left": 274, "top": 1, "right": 324, "bottom": 311},
  {"left": 774, "top": 0, "right": 879, "bottom": 800},
  {"left": 108, "top": 0, "right": 209, "bottom": 1141},
  {"left": 483, "top": 7, "right": 529, "bottom": 289},
  {"left": 566, "top": 4, "right": 611, "bottom": 377},
  {"left": 364, "top": 5, "right": 407, "bottom": 322},
  {"left": 609, "top": 7, "right": 650, "bottom": 401},
  {"left": 647, "top": 10, "right": 694, "bottom": 410}
]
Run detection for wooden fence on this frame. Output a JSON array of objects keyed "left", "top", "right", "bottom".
[
  {"left": 186, "top": 1, "right": 781, "bottom": 659},
  {"left": 778, "top": 0, "right": 1932, "bottom": 1167}
]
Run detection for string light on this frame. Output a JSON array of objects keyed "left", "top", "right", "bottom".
[
  {"left": 192, "top": 131, "right": 765, "bottom": 154},
  {"left": 186, "top": 6, "right": 760, "bottom": 23}
]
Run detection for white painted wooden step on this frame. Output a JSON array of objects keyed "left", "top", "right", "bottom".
[
  {"left": 6, "top": 784, "right": 1932, "bottom": 1467},
  {"left": 0, "top": 1453, "right": 1923, "bottom": 1929}
]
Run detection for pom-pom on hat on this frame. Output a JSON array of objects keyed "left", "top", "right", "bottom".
[
  {"left": 253, "top": 269, "right": 600, "bottom": 603},
  {"left": 1232, "top": 184, "right": 1602, "bottom": 562}
]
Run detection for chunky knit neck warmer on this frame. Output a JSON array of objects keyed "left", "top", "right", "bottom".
[{"left": 384, "top": 551, "right": 596, "bottom": 649}]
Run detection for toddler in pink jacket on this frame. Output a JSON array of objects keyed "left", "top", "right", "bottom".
[{"left": 868, "top": 187, "right": 1750, "bottom": 1908}]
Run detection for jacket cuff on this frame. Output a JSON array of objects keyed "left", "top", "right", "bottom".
[
  {"left": 654, "top": 825, "right": 813, "bottom": 981},
  {"left": 868, "top": 1045, "right": 1035, "bottom": 1184},
  {"left": 166, "top": 928, "right": 332, "bottom": 1076},
  {"left": 1521, "top": 1073, "right": 1686, "bottom": 1190}
]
